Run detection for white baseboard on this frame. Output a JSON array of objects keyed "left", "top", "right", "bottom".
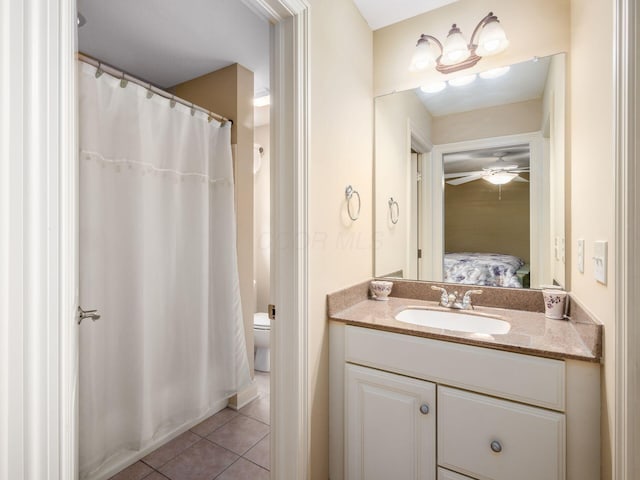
[{"left": 228, "top": 379, "right": 259, "bottom": 410}]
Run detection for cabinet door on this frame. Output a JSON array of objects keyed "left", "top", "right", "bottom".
[{"left": 346, "top": 364, "right": 436, "bottom": 480}]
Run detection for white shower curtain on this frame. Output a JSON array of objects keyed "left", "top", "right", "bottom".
[{"left": 78, "top": 62, "right": 251, "bottom": 479}]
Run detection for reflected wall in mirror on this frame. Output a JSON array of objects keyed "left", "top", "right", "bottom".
[{"left": 374, "top": 54, "right": 566, "bottom": 289}]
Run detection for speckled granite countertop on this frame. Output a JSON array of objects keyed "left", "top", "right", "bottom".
[{"left": 329, "top": 293, "right": 601, "bottom": 363}]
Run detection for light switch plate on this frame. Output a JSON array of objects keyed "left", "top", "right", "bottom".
[
  {"left": 593, "top": 240, "right": 607, "bottom": 284},
  {"left": 577, "top": 239, "right": 585, "bottom": 273}
]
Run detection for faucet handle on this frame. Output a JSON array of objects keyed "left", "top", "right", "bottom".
[
  {"left": 431, "top": 285, "right": 449, "bottom": 306},
  {"left": 462, "top": 289, "right": 483, "bottom": 308}
]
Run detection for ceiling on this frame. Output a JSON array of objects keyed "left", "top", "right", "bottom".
[
  {"left": 353, "top": 0, "right": 459, "bottom": 30},
  {"left": 77, "top": 0, "right": 270, "bottom": 94},
  {"left": 417, "top": 56, "right": 551, "bottom": 117},
  {"left": 443, "top": 145, "right": 530, "bottom": 175}
]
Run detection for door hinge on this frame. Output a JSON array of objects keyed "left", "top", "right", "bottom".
[
  {"left": 268, "top": 304, "right": 276, "bottom": 320},
  {"left": 417, "top": 249, "right": 422, "bottom": 259}
]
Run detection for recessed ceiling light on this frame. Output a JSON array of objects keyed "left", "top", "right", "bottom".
[
  {"left": 448, "top": 74, "right": 477, "bottom": 87},
  {"left": 420, "top": 82, "right": 447, "bottom": 94},
  {"left": 479, "top": 66, "right": 511, "bottom": 79}
]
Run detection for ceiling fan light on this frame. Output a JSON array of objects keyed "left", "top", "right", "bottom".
[
  {"left": 420, "top": 81, "right": 447, "bottom": 93},
  {"left": 476, "top": 18, "right": 509, "bottom": 57},
  {"left": 409, "top": 37, "right": 438, "bottom": 72},
  {"left": 448, "top": 74, "right": 477, "bottom": 87},
  {"left": 483, "top": 172, "right": 517, "bottom": 185},
  {"left": 479, "top": 66, "right": 510, "bottom": 79},
  {"left": 442, "top": 25, "right": 470, "bottom": 65}
]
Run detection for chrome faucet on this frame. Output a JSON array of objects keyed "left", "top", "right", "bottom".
[{"left": 431, "top": 286, "right": 483, "bottom": 310}]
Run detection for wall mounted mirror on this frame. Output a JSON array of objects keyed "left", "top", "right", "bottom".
[{"left": 374, "top": 53, "right": 566, "bottom": 290}]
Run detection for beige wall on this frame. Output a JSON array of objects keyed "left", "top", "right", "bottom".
[
  {"left": 308, "top": 0, "right": 373, "bottom": 477},
  {"left": 373, "top": 0, "right": 570, "bottom": 96},
  {"left": 374, "top": 90, "right": 432, "bottom": 278},
  {"left": 432, "top": 99, "right": 542, "bottom": 145},
  {"left": 173, "top": 64, "right": 256, "bottom": 374},
  {"left": 569, "top": 1, "right": 615, "bottom": 478},
  {"left": 444, "top": 180, "right": 530, "bottom": 263},
  {"left": 254, "top": 124, "right": 270, "bottom": 314}
]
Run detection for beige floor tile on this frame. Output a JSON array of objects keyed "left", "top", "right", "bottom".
[
  {"left": 159, "top": 439, "right": 237, "bottom": 480},
  {"left": 190, "top": 408, "right": 239, "bottom": 437},
  {"left": 143, "top": 473, "right": 170, "bottom": 480},
  {"left": 142, "top": 431, "right": 201, "bottom": 469},
  {"left": 109, "top": 461, "right": 153, "bottom": 480},
  {"left": 215, "top": 458, "right": 269, "bottom": 480},
  {"left": 239, "top": 395, "right": 270, "bottom": 425},
  {"left": 206, "top": 416, "right": 269, "bottom": 456},
  {"left": 243, "top": 434, "right": 269, "bottom": 471},
  {"left": 254, "top": 372, "right": 270, "bottom": 396}
]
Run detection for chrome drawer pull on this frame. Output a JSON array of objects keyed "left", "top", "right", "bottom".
[
  {"left": 490, "top": 440, "right": 502, "bottom": 453},
  {"left": 419, "top": 404, "right": 430, "bottom": 415}
]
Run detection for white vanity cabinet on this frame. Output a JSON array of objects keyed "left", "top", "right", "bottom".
[
  {"left": 346, "top": 364, "right": 436, "bottom": 480},
  {"left": 329, "top": 323, "right": 600, "bottom": 480}
]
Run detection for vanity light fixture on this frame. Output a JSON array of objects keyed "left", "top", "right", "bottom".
[
  {"left": 483, "top": 171, "right": 517, "bottom": 185},
  {"left": 409, "top": 12, "right": 509, "bottom": 74}
]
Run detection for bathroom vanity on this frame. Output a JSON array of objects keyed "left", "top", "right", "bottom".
[{"left": 328, "top": 284, "right": 601, "bottom": 480}]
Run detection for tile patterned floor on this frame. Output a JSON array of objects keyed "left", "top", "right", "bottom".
[{"left": 109, "top": 372, "right": 270, "bottom": 480}]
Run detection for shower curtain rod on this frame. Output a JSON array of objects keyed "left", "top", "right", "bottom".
[{"left": 77, "top": 53, "right": 233, "bottom": 125}]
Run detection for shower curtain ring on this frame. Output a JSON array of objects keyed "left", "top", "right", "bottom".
[
  {"left": 170, "top": 95, "right": 176, "bottom": 108},
  {"left": 95, "top": 62, "right": 104, "bottom": 78},
  {"left": 119, "top": 73, "right": 128, "bottom": 88},
  {"left": 190, "top": 103, "right": 196, "bottom": 116},
  {"left": 146, "top": 84, "right": 154, "bottom": 99}
]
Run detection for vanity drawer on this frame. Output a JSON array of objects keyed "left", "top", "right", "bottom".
[
  {"left": 438, "top": 467, "right": 476, "bottom": 480},
  {"left": 345, "top": 326, "right": 565, "bottom": 410},
  {"left": 438, "top": 386, "right": 565, "bottom": 480}
]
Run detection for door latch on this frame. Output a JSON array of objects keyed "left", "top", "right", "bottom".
[
  {"left": 268, "top": 304, "right": 276, "bottom": 321},
  {"left": 78, "top": 306, "right": 101, "bottom": 325}
]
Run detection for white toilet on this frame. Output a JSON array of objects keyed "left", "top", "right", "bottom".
[{"left": 253, "top": 312, "right": 271, "bottom": 372}]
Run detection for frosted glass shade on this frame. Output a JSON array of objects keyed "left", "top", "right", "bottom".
[
  {"left": 476, "top": 19, "right": 509, "bottom": 56},
  {"left": 442, "top": 27, "right": 470, "bottom": 65},
  {"left": 409, "top": 37, "right": 439, "bottom": 72},
  {"left": 483, "top": 172, "right": 516, "bottom": 185}
]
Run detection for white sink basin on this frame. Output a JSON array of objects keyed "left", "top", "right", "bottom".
[{"left": 395, "top": 308, "right": 511, "bottom": 335}]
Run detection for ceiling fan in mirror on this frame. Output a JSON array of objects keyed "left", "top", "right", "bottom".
[{"left": 445, "top": 151, "right": 530, "bottom": 186}]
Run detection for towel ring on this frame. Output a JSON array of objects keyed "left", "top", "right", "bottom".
[
  {"left": 345, "top": 185, "right": 361, "bottom": 221},
  {"left": 389, "top": 197, "right": 400, "bottom": 224}
]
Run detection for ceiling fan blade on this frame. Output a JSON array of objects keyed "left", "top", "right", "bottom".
[
  {"left": 513, "top": 175, "right": 529, "bottom": 183},
  {"left": 444, "top": 170, "right": 484, "bottom": 179},
  {"left": 509, "top": 168, "right": 530, "bottom": 173},
  {"left": 446, "top": 174, "right": 484, "bottom": 185},
  {"left": 503, "top": 152, "right": 530, "bottom": 161}
]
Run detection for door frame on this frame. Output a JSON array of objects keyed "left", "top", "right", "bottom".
[{"left": 0, "top": 0, "right": 309, "bottom": 478}]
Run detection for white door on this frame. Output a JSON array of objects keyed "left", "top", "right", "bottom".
[{"left": 346, "top": 364, "right": 436, "bottom": 480}]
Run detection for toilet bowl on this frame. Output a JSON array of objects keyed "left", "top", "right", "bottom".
[{"left": 253, "top": 312, "right": 271, "bottom": 372}]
